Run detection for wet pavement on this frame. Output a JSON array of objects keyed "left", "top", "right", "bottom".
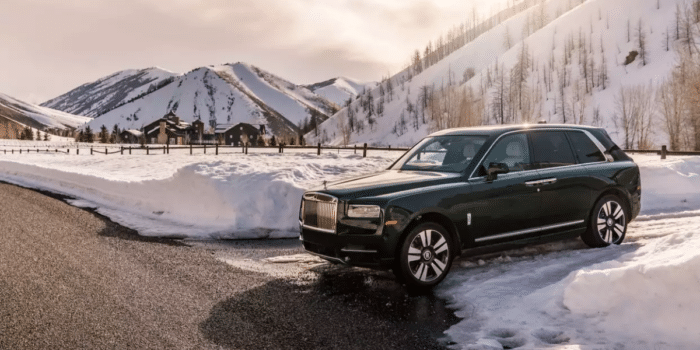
[{"left": 191, "top": 239, "right": 462, "bottom": 349}]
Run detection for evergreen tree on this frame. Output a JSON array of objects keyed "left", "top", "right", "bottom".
[
  {"left": 85, "top": 126, "right": 94, "bottom": 143},
  {"left": 99, "top": 125, "right": 109, "bottom": 143},
  {"left": 112, "top": 124, "right": 120, "bottom": 143}
]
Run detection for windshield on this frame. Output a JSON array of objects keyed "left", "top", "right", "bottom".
[{"left": 391, "top": 135, "right": 487, "bottom": 173}]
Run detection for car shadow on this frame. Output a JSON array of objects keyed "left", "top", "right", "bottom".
[{"left": 199, "top": 266, "right": 461, "bottom": 349}]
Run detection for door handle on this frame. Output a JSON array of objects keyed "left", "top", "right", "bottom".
[{"left": 524, "top": 178, "right": 558, "bottom": 187}]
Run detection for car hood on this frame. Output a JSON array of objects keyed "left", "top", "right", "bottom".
[{"left": 310, "top": 170, "right": 462, "bottom": 200}]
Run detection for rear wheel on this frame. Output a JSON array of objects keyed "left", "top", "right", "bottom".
[
  {"left": 582, "top": 195, "right": 627, "bottom": 247},
  {"left": 394, "top": 223, "right": 454, "bottom": 289}
]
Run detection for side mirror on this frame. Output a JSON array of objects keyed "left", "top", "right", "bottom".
[{"left": 486, "top": 162, "right": 509, "bottom": 181}]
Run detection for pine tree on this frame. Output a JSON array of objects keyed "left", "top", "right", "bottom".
[
  {"left": 99, "top": 125, "right": 109, "bottom": 143},
  {"left": 85, "top": 126, "right": 94, "bottom": 143}
]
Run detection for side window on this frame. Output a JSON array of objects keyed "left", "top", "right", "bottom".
[
  {"left": 479, "top": 133, "right": 531, "bottom": 175},
  {"left": 530, "top": 131, "right": 576, "bottom": 169},
  {"left": 567, "top": 131, "right": 606, "bottom": 163}
]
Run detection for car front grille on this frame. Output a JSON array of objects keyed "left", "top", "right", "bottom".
[{"left": 302, "top": 192, "right": 338, "bottom": 233}]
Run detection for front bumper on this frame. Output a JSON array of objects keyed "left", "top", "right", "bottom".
[{"left": 300, "top": 224, "right": 397, "bottom": 269}]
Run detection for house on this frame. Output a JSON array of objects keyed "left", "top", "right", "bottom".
[
  {"left": 120, "top": 129, "right": 143, "bottom": 144},
  {"left": 215, "top": 123, "right": 264, "bottom": 146},
  {"left": 0, "top": 115, "right": 22, "bottom": 139},
  {"left": 143, "top": 111, "right": 191, "bottom": 145}
]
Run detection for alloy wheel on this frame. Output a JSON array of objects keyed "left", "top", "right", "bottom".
[
  {"left": 596, "top": 200, "right": 626, "bottom": 244},
  {"left": 406, "top": 229, "right": 450, "bottom": 282}
]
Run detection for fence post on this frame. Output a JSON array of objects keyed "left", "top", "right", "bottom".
[
  {"left": 146, "top": 146, "right": 149, "bottom": 155},
  {"left": 354, "top": 145, "right": 357, "bottom": 154},
  {"left": 190, "top": 144, "right": 192, "bottom": 155},
  {"left": 120, "top": 146, "right": 123, "bottom": 155},
  {"left": 661, "top": 145, "right": 667, "bottom": 160},
  {"left": 67, "top": 149, "right": 70, "bottom": 154},
  {"left": 204, "top": 144, "right": 207, "bottom": 154},
  {"left": 317, "top": 142, "right": 321, "bottom": 155},
  {"left": 163, "top": 145, "right": 165, "bottom": 154},
  {"left": 90, "top": 147, "right": 93, "bottom": 155},
  {"left": 129, "top": 147, "right": 132, "bottom": 155},
  {"left": 76, "top": 148, "right": 79, "bottom": 155},
  {"left": 167, "top": 143, "right": 169, "bottom": 154},
  {"left": 245, "top": 144, "right": 248, "bottom": 155},
  {"left": 363, "top": 143, "right": 367, "bottom": 158},
  {"left": 216, "top": 144, "right": 219, "bottom": 156},
  {"left": 279, "top": 144, "right": 282, "bottom": 153}
]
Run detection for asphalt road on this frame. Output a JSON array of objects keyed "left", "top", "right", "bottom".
[{"left": 0, "top": 183, "right": 459, "bottom": 349}]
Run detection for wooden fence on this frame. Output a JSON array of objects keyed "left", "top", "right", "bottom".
[
  {"left": 0, "top": 143, "right": 410, "bottom": 158},
  {"left": 1, "top": 142, "right": 699, "bottom": 159}
]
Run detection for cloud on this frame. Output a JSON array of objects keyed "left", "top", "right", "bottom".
[{"left": 0, "top": 0, "right": 503, "bottom": 102}]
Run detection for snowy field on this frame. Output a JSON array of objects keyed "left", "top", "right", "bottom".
[{"left": 0, "top": 142, "right": 699, "bottom": 349}]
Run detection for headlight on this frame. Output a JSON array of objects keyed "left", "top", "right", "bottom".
[{"left": 347, "top": 205, "right": 381, "bottom": 218}]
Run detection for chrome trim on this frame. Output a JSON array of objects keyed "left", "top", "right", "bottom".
[
  {"left": 302, "top": 224, "right": 336, "bottom": 234},
  {"left": 305, "top": 250, "right": 349, "bottom": 265},
  {"left": 340, "top": 248, "right": 379, "bottom": 253},
  {"left": 524, "top": 178, "right": 558, "bottom": 187},
  {"left": 468, "top": 128, "right": 611, "bottom": 180},
  {"left": 301, "top": 192, "right": 339, "bottom": 233},
  {"left": 474, "top": 219, "right": 585, "bottom": 242}
]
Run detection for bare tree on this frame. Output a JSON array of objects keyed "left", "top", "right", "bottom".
[
  {"left": 614, "top": 85, "right": 654, "bottom": 149},
  {"left": 658, "top": 78, "right": 687, "bottom": 150},
  {"left": 637, "top": 19, "right": 648, "bottom": 65}
]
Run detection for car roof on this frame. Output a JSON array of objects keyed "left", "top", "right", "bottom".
[{"left": 428, "top": 123, "right": 603, "bottom": 137}]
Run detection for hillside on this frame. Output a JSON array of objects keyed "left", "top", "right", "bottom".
[
  {"left": 304, "top": 77, "right": 377, "bottom": 106},
  {"left": 0, "top": 92, "right": 91, "bottom": 131},
  {"left": 307, "top": 0, "right": 690, "bottom": 150},
  {"left": 41, "top": 67, "right": 179, "bottom": 118},
  {"left": 71, "top": 63, "right": 337, "bottom": 140}
]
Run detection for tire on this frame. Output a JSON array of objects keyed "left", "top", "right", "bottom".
[
  {"left": 581, "top": 195, "right": 628, "bottom": 248},
  {"left": 394, "top": 222, "right": 454, "bottom": 289}
]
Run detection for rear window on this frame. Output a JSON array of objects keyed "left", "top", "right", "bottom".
[
  {"left": 530, "top": 131, "right": 576, "bottom": 169},
  {"left": 567, "top": 131, "right": 606, "bottom": 163}
]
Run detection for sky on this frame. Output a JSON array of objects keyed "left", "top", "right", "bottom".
[{"left": 1, "top": 0, "right": 505, "bottom": 105}]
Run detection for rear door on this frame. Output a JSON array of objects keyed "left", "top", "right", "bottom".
[{"left": 529, "top": 130, "right": 591, "bottom": 230}]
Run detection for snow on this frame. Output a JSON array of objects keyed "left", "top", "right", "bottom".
[
  {"left": 79, "top": 62, "right": 337, "bottom": 139},
  {"left": 0, "top": 143, "right": 398, "bottom": 238},
  {"left": 0, "top": 92, "right": 91, "bottom": 129},
  {"left": 309, "top": 0, "right": 686, "bottom": 149},
  {"left": 438, "top": 155, "right": 700, "bottom": 349},
  {"left": 307, "top": 77, "right": 377, "bottom": 106},
  {"left": 0, "top": 141, "right": 697, "bottom": 349}
]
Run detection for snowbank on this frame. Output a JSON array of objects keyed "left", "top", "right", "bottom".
[
  {"left": 0, "top": 149, "right": 396, "bottom": 238},
  {"left": 439, "top": 154, "right": 700, "bottom": 349}
]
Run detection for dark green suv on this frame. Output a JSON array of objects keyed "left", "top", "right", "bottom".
[{"left": 299, "top": 124, "right": 641, "bottom": 288}]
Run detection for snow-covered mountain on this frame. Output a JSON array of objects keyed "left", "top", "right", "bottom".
[
  {"left": 41, "top": 67, "right": 179, "bottom": 118},
  {"left": 58, "top": 62, "right": 337, "bottom": 140},
  {"left": 0, "top": 92, "right": 91, "bottom": 130},
  {"left": 304, "top": 77, "right": 377, "bottom": 106},
  {"left": 308, "top": 0, "right": 685, "bottom": 149}
]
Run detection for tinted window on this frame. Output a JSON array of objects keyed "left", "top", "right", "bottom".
[
  {"left": 530, "top": 131, "right": 576, "bottom": 169},
  {"left": 479, "top": 133, "right": 531, "bottom": 175},
  {"left": 395, "top": 135, "right": 487, "bottom": 172},
  {"left": 567, "top": 131, "right": 606, "bottom": 163}
]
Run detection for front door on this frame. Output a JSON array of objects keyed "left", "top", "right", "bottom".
[{"left": 465, "top": 132, "right": 543, "bottom": 244}]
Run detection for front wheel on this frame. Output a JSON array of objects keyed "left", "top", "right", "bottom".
[
  {"left": 394, "top": 223, "right": 454, "bottom": 289},
  {"left": 581, "top": 195, "right": 628, "bottom": 248}
]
